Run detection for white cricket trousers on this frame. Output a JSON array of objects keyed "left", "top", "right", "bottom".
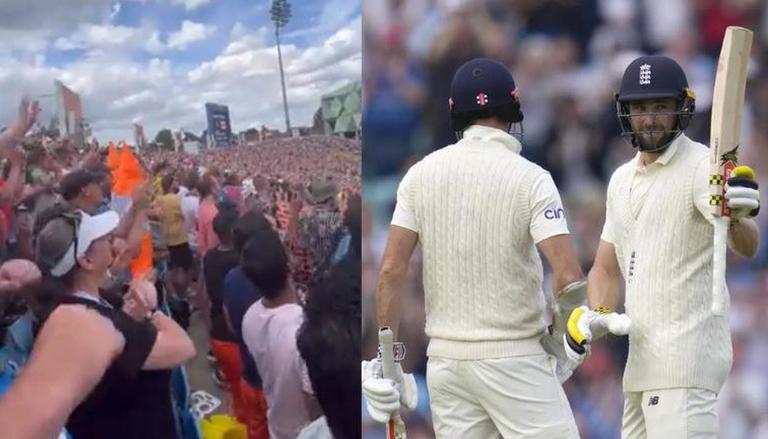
[
  {"left": 426, "top": 353, "right": 579, "bottom": 438},
  {"left": 622, "top": 388, "right": 719, "bottom": 438}
]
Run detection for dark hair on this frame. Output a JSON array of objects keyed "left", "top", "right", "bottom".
[
  {"left": 296, "top": 264, "right": 361, "bottom": 439},
  {"left": 344, "top": 192, "right": 361, "bottom": 258},
  {"left": 241, "top": 228, "right": 288, "bottom": 299},
  {"left": 224, "top": 173, "right": 239, "bottom": 186},
  {"left": 198, "top": 176, "right": 215, "bottom": 199},
  {"left": 183, "top": 171, "right": 199, "bottom": 192},
  {"left": 213, "top": 210, "right": 237, "bottom": 243},
  {"left": 233, "top": 208, "right": 272, "bottom": 252},
  {"left": 161, "top": 174, "right": 175, "bottom": 194},
  {"left": 152, "top": 160, "right": 168, "bottom": 175},
  {"left": 59, "top": 169, "right": 105, "bottom": 201}
]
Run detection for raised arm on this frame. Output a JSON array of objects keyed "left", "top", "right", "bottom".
[
  {"left": 0, "top": 98, "right": 40, "bottom": 151},
  {"left": 0, "top": 306, "right": 122, "bottom": 438},
  {"left": 142, "top": 312, "right": 196, "bottom": 370},
  {"left": 122, "top": 279, "right": 196, "bottom": 370}
]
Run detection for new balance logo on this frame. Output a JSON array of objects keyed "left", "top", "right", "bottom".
[
  {"left": 544, "top": 208, "right": 565, "bottom": 220},
  {"left": 639, "top": 64, "right": 651, "bottom": 85},
  {"left": 648, "top": 396, "right": 659, "bottom": 406}
]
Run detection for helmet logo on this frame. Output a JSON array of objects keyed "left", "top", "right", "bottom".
[
  {"left": 476, "top": 93, "right": 488, "bottom": 106},
  {"left": 639, "top": 63, "right": 651, "bottom": 85}
]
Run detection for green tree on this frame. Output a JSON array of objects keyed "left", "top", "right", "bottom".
[
  {"left": 270, "top": 0, "right": 292, "bottom": 135},
  {"left": 154, "top": 129, "right": 174, "bottom": 151}
]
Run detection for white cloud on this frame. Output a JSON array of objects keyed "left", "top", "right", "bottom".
[
  {"left": 144, "top": 31, "right": 165, "bottom": 54},
  {"left": 167, "top": 20, "right": 217, "bottom": 50},
  {"left": 222, "top": 26, "right": 270, "bottom": 56},
  {"left": 0, "top": 13, "right": 361, "bottom": 143},
  {"left": 0, "top": 29, "right": 49, "bottom": 54},
  {"left": 54, "top": 24, "right": 144, "bottom": 51},
  {"left": 186, "top": 16, "right": 361, "bottom": 131},
  {"left": 170, "top": 0, "right": 212, "bottom": 11},
  {"left": 0, "top": 0, "right": 112, "bottom": 32},
  {"left": 289, "top": 18, "right": 360, "bottom": 75},
  {"left": 109, "top": 2, "right": 121, "bottom": 21},
  {"left": 283, "top": 0, "right": 358, "bottom": 39}
]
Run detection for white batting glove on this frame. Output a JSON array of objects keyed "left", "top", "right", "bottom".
[
  {"left": 361, "top": 357, "right": 418, "bottom": 424},
  {"left": 540, "top": 331, "right": 580, "bottom": 383},
  {"left": 725, "top": 165, "right": 760, "bottom": 220},
  {"left": 563, "top": 306, "right": 631, "bottom": 364}
]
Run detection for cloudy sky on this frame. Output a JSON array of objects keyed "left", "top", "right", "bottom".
[{"left": 0, "top": 0, "right": 361, "bottom": 142}]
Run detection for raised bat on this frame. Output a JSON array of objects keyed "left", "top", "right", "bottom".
[{"left": 709, "top": 26, "right": 753, "bottom": 315}]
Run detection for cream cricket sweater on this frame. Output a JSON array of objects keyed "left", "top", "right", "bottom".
[
  {"left": 603, "top": 134, "right": 732, "bottom": 393},
  {"left": 392, "top": 125, "right": 566, "bottom": 360}
]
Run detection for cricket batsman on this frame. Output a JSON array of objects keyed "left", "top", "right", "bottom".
[
  {"left": 361, "top": 57, "right": 629, "bottom": 438},
  {"left": 564, "top": 55, "right": 761, "bottom": 438}
]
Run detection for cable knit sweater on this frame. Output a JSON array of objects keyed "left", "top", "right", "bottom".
[
  {"left": 602, "top": 134, "right": 732, "bottom": 393},
  {"left": 392, "top": 125, "right": 569, "bottom": 360}
]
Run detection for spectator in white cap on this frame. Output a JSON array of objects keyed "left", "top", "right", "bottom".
[{"left": 0, "top": 209, "right": 195, "bottom": 439}]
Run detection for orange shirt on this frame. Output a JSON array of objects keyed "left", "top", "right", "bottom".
[{"left": 197, "top": 198, "right": 219, "bottom": 256}]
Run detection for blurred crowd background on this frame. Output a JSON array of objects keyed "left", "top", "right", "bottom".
[{"left": 361, "top": 0, "right": 768, "bottom": 438}]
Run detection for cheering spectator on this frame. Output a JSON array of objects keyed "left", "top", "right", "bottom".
[
  {"left": 241, "top": 224, "right": 322, "bottom": 439},
  {"left": 0, "top": 210, "right": 195, "bottom": 438}
]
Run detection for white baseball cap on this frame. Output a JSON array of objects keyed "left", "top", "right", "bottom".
[{"left": 37, "top": 210, "right": 120, "bottom": 277}]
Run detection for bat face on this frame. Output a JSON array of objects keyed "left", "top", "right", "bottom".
[
  {"left": 709, "top": 27, "right": 752, "bottom": 219},
  {"left": 709, "top": 26, "right": 753, "bottom": 316}
]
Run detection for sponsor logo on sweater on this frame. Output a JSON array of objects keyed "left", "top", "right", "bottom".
[{"left": 544, "top": 207, "right": 565, "bottom": 220}]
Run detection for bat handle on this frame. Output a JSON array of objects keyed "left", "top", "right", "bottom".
[
  {"left": 712, "top": 217, "right": 729, "bottom": 315},
  {"left": 379, "top": 327, "right": 397, "bottom": 379}
]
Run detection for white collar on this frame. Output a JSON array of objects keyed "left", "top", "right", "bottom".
[
  {"left": 461, "top": 124, "right": 522, "bottom": 154},
  {"left": 633, "top": 133, "right": 684, "bottom": 170}
]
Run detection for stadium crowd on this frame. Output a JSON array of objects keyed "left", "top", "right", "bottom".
[
  {"left": 362, "top": 0, "right": 768, "bottom": 438},
  {"left": 0, "top": 98, "right": 361, "bottom": 439}
]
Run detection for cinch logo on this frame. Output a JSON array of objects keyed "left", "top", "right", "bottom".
[{"left": 544, "top": 208, "right": 565, "bottom": 220}]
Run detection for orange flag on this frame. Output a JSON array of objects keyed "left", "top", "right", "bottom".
[
  {"left": 113, "top": 145, "right": 144, "bottom": 196},
  {"left": 110, "top": 145, "right": 153, "bottom": 280},
  {"left": 129, "top": 233, "right": 154, "bottom": 279},
  {"left": 106, "top": 142, "right": 121, "bottom": 172}
]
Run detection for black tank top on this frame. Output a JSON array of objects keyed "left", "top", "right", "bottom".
[{"left": 52, "top": 295, "right": 177, "bottom": 439}]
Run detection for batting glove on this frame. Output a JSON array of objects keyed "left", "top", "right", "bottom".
[
  {"left": 725, "top": 165, "right": 760, "bottom": 220},
  {"left": 540, "top": 330, "right": 580, "bottom": 383},
  {"left": 361, "top": 357, "right": 418, "bottom": 424},
  {"left": 564, "top": 306, "right": 631, "bottom": 364}
]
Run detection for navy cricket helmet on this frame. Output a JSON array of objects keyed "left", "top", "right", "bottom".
[
  {"left": 449, "top": 58, "right": 523, "bottom": 134},
  {"left": 616, "top": 55, "right": 696, "bottom": 151}
]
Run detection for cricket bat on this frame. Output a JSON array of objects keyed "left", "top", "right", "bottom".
[
  {"left": 378, "top": 327, "right": 407, "bottom": 439},
  {"left": 709, "top": 26, "right": 753, "bottom": 315}
]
